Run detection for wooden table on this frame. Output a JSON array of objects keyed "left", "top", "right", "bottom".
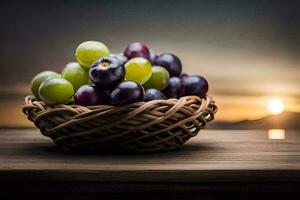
[{"left": 1, "top": 128, "right": 300, "bottom": 199}]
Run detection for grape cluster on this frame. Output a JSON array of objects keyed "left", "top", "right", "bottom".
[{"left": 30, "top": 41, "right": 209, "bottom": 106}]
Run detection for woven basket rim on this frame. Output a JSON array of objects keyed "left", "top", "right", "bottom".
[{"left": 23, "top": 95, "right": 214, "bottom": 108}]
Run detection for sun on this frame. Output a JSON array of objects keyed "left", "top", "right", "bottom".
[{"left": 268, "top": 98, "right": 284, "bottom": 115}]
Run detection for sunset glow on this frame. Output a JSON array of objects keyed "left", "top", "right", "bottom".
[{"left": 268, "top": 98, "right": 284, "bottom": 115}]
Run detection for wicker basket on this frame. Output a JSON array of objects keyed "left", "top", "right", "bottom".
[{"left": 23, "top": 95, "right": 217, "bottom": 152}]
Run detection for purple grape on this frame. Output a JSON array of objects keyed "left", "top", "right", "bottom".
[
  {"left": 154, "top": 53, "right": 182, "bottom": 77},
  {"left": 162, "top": 77, "right": 185, "bottom": 99},
  {"left": 179, "top": 73, "right": 188, "bottom": 79},
  {"left": 182, "top": 75, "right": 209, "bottom": 98},
  {"left": 124, "top": 42, "right": 150, "bottom": 60},
  {"left": 109, "top": 53, "right": 128, "bottom": 65},
  {"left": 89, "top": 56, "right": 125, "bottom": 89},
  {"left": 144, "top": 89, "right": 166, "bottom": 102},
  {"left": 110, "top": 81, "right": 144, "bottom": 106},
  {"left": 149, "top": 49, "right": 158, "bottom": 64},
  {"left": 74, "top": 85, "right": 109, "bottom": 106}
]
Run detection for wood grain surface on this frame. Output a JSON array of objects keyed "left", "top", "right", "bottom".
[{"left": 1, "top": 128, "right": 300, "bottom": 199}]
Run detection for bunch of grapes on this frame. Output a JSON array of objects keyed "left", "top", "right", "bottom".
[{"left": 30, "top": 41, "right": 209, "bottom": 106}]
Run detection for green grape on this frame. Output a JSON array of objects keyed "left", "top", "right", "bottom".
[
  {"left": 125, "top": 57, "right": 152, "bottom": 84},
  {"left": 61, "top": 62, "right": 89, "bottom": 91},
  {"left": 31, "top": 71, "right": 60, "bottom": 99},
  {"left": 38, "top": 77, "right": 74, "bottom": 105},
  {"left": 75, "top": 41, "right": 110, "bottom": 69},
  {"left": 143, "top": 66, "right": 169, "bottom": 91}
]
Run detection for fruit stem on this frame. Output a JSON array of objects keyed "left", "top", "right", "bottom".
[{"left": 99, "top": 62, "right": 109, "bottom": 68}]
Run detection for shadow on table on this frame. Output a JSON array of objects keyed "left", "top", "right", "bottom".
[{"left": 23, "top": 142, "right": 221, "bottom": 157}]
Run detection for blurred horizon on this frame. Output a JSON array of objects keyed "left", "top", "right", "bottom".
[{"left": 1, "top": 0, "right": 300, "bottom": 127}]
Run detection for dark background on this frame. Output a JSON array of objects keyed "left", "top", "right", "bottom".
[{"left": 0, "top": 0, "right": 300, "bottom": 126}]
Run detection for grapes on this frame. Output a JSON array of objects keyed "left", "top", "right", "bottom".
[
  {"left": 38, "top": 77, "right": 74, "bottom": 105},
  {"left": 182, "top": 75, "right": 208, "bottom": 98},
  {"left": 154, "top": 53, "right": 182, "bottom": 77},
  {"left": 179, "top": 73, "right": 188, "bottom": 79},
  {"left": 143, "top": 66, "right": 169, "bottom": 91},
  {"left": 149, "top": 49, "right": 158, "bottom": 64},
  {"left": 162, "top": 77, "right": 185, "bottom": 99},
  {"left": 144, "top": 89, "right": 166, "bottom": 101},
  {"left": 125, "top": 57, "right": 152, "bottom": 84},
  {"left": 109, "top": 53, "right": 128, "bottom": 65},
  {"left": 74, "top": 85, "right": 109, "bottom": 106},
  {"left": 61, "top": 62, "right": 89, "bottom": 91},
  {"left": 89, "top": 57, "right": 125, "bottom": 89},
  {"left": 75, "top": 41, "right": 110, "bottom": 69},
  {"left": 124, "top": 42, "right": 150, "bottom": 60},
  {"left": 31, "top": 71, "right": 60, "bottom": 99},
  {"left": 110, "top": 81, "right": 144, "bottom": 106},
  {"left": 29, "top": 41, "right": 212, "bottom": 106}
]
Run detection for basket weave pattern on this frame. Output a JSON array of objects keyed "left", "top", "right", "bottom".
[{"left": 23, "top": 95, "right": 217, "bottom": 152}]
